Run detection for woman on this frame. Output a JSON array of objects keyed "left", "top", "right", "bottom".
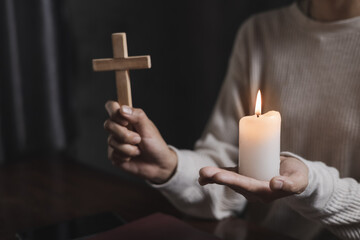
[{"left": 104, "top": 0, "right": 360, "bottom": 239}]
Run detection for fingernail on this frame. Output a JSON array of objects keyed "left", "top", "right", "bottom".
[
  {"left": 273, "top": 179, "right": 283, "bottom": 190},
  {"left": 133, "top": 136, "right": 141, "bottom": 143},
  {"left": 121, "top": 105, "right": 132, "bottom": 115}
]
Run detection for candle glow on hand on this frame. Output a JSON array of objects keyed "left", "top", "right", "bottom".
[{"left": 255, "top": 90, "right": 261, "bottom": 117}]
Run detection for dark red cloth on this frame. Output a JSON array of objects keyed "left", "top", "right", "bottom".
[{"left": 88, "top": 213, "right": 220, "bottom": 240}]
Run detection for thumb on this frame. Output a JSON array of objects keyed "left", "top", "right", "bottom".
[
  {"left": 270, "top": 175, "right": 304, "bottom": 194},
  {"left": 119, "top": 105, "right": 153, "bottom": 134}
]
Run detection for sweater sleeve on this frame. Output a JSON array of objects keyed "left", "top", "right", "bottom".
[
  {"left": 282, "top": 152, "right": 360, "bottom": 240},
  {"left": 148, "top": 23, "right": 254, "bottom": 219}
]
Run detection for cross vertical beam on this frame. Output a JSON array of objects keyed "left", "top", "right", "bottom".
[{"left": 112, "top": 33, "right": 132, "bottom": 107}]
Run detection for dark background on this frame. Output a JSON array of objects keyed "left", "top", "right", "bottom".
[{"left": 0, "top": 0, "right": 293, "bottom": 177}]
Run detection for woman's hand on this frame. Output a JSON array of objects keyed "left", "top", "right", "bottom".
[
  {"left": 104, "top": 101, "right": 178, "bottom": 184},
  {"left": 198, "top": 156, "right": 308, "bottom": 203}
]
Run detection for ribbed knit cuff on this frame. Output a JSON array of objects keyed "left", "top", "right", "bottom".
[
  {"left": 146, "top": 146, "right": 199, "bottom": 195},
  {"left": 281, "top": 151, "right": 334, "bottom": 215}
]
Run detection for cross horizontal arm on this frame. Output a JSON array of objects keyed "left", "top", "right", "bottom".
[{"left": 92, "top": 55, "right": 151, "bottom": 72}]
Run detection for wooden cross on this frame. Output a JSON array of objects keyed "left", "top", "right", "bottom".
[{"left": 92, "top": 33, "right": 151, "bottom": 107}]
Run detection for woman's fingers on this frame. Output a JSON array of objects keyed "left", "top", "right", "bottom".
[
  {"left": 198, "top": 166, "right": 238, "bottom": 185},
  {"left": 105, "top": 117, "right": 141, "bottom": 165},
  {"left": 105, "top": 100, "right": 119, "bottom": 115},
  {"left": 198, "top": 166, "right": 222, "bottom": 185},
  {"left": 199, "top": 156, "right": 309, "bottom": 203},
  {"left": 108, "top": 144, "right": 141, "bottom": 165},
  {"left": 199, "top": 167, "right": 270, "bottom": 193},
  {"left": 104, "top": 120, "right": 141, "bottom": 145},
  {"left": 108, "top": 146, "right": 130, "bottom": 163},
  {"left": 105, "top": 101, "right": 129, "bottom": 126},
  {"left": 214, "top": 170, "right": 270, "bottom": 193},
  {"left": 108, "top": 136, "right": 141, "bottom": 157},
  {"left": 199, "top": 166, "right": 294, "bottom": 202}
]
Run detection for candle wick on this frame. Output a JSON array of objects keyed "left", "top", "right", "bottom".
[{"left": 256, "top": 114, "right": 260, "bottom": 118}]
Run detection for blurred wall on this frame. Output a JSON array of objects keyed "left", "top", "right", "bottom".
[
  {"left": 0, "top": 0, "right": 294, "bottom": 175},
  {"left": 0, "top": 0, "right": 74, "bottom": 160},
  {"left": 64, "top": 0, "right": 293, "bottom": 175}
]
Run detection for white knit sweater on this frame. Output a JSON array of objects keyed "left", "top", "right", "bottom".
[{"left": 151, "top": 3, "right": 360, "bottom": 239}]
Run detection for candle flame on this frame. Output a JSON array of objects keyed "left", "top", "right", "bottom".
[{"left": 255, "top": 90, "right": 261, "bottom": 116}]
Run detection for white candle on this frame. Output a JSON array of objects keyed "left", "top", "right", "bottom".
[{"left": 238, "top": 90, "right": 281, "bottom": 181}]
